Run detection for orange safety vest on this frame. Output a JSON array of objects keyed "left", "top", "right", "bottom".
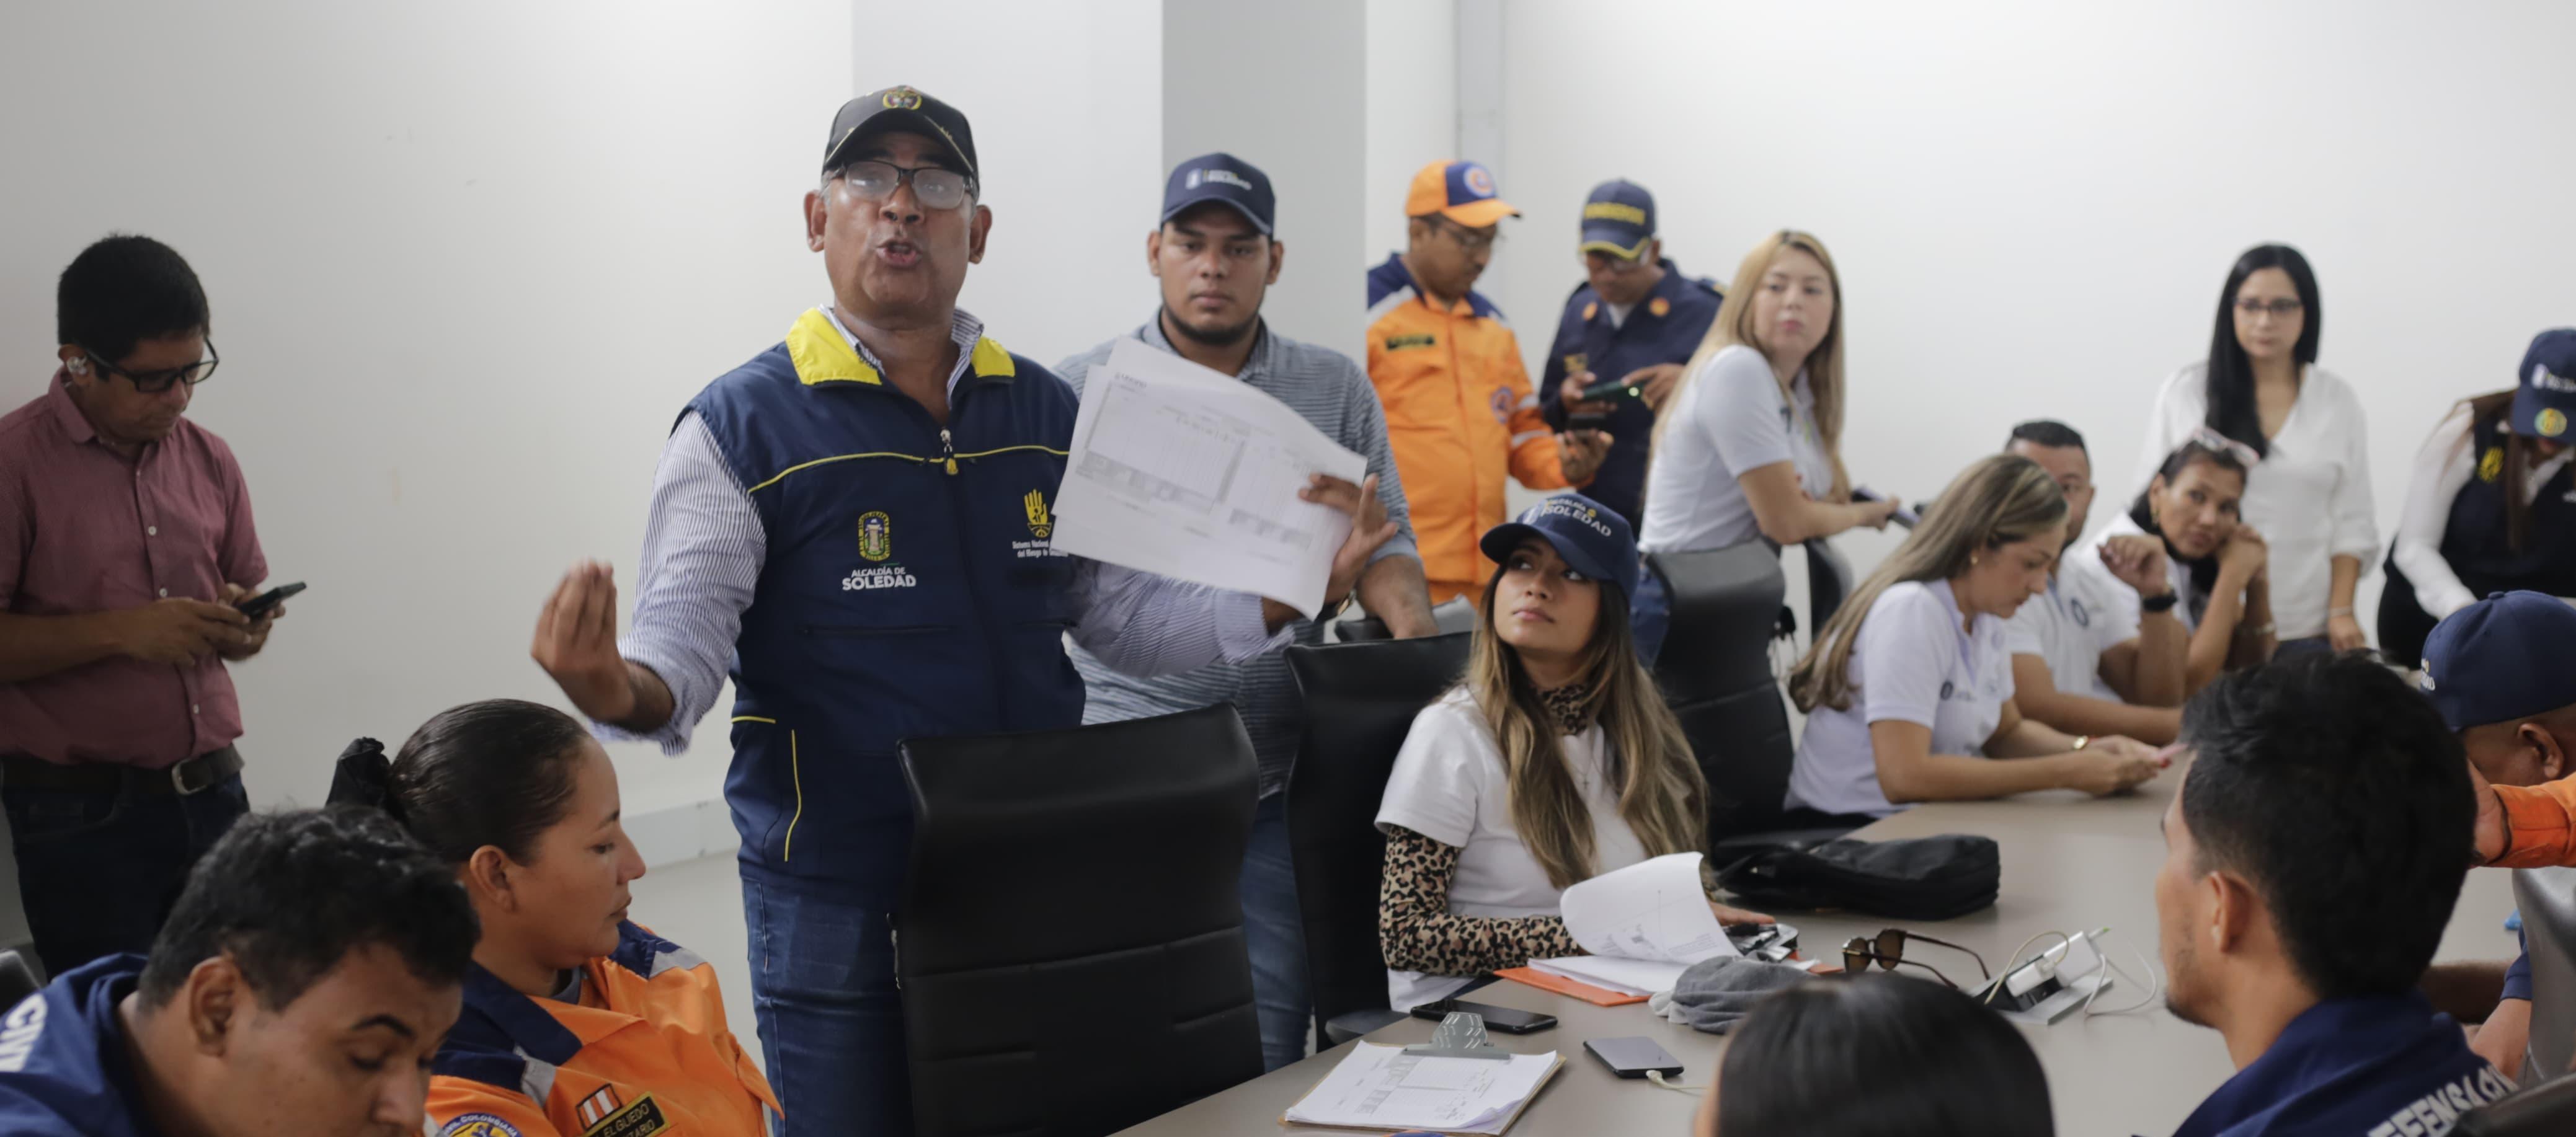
[
  {"left": 1365, "top": 254, "right": 1576, "bottom": 603},
  {"left": 426, "top": 924, "right": 779, "bottom": 1137}
]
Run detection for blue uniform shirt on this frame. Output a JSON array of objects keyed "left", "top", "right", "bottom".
[
  {"left": 1537, "top": 259, "right": 1721, "bottom": 526},
  {"left": 0, "top": 955, "right": 162, "bottom": 1137},
  {"left": 2169, "top": 993, "right": 2510, "bottom": 1137}
]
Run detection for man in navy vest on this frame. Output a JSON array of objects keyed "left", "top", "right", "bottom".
[
  {"left": 526, "top": 87, "right": 1395, "bottom": 1137},
  {"left": 1537, "top": 179, "right": 1722, "bottom": 527},
  {"left": 0, "top": 808, "right": 476, "bottom": 1137},
  {"left": 2158, "top": 654, "right": 2508, "bottom": 1136}
]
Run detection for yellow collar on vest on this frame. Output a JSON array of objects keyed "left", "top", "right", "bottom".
[{"left": 786, "top": 308, "right": 1015, "bottom": 386}]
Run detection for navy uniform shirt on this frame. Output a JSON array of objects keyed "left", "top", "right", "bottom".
[
  {"left": 0, "top": 955, "right": 161, "bottom": 1137},
  {"left": 2168, "top": 993, "right": 2510, "bottom": 1137},
  {"left": 1537, "top": 259, "right": 1722, "bottom": 526}
]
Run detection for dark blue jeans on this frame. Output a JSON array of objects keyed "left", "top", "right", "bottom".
[
  {"left": 739, "top": 866, "right": 908, "bottom": 1137},
  {"left": 2272, "top": 635, "right": 2334, "bottom": 658},
  {"left": 1630, "top": 565, "right": 1672, "bottom": 666},
  {"left": 1241, "top": 794, "right": 1311, "bottom": 1070},
  {"left": 3, "top": 770, "right": 249, "bottom": 976}
]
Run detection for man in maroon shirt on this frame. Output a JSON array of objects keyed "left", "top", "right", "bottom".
[{"left": 0, "top": 235, "right": 283, "bottom": 975}]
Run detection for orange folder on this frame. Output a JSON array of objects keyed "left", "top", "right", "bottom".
[{"left": 1492, "top": 966, "right": 1648, "bottom": 1007}]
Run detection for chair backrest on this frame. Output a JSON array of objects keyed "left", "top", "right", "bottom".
[
  {"left": 1648, "top": 544, "right": 1795, "bottom": 839},
  {"left": 2458, "top": 1070, "right": 2576, "bottom": 1136},
  {"left": 1804, "top": 538, "right": 1855, "bottom": 631},
  {"left": 1333, "top": 597, "right": 1478, "bottom": 644},
  {"left": 0, "top": 950, "right": 39, "bottom": 1009},
  {"left": 897, "top": 706, "right": 1263, "bottom": 1137},
  {"left": 2513, "top": 867, "right": 2576, "bottom": 1076},
  {"left": 1284, "top": 634, "right": 1474, "bottom": 1040}
]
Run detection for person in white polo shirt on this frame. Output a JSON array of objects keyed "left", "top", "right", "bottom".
[
  {"left": 1783, "top": 454, "right": 2164, "bottom": 821},
  {"left": 1999, "top": 420, "right": 2186, "bottom": 745}
]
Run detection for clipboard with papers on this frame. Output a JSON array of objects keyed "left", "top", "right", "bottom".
[{"left": 1277, "top": 1043, "right": 1566, "bottom": 1135}]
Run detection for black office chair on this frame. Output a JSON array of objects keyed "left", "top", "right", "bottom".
[
  {"left": 2459, "top": 1072, "right": 2576, "bottom": 1135},
  {"left": 1803, "top": 538, "right": 1855, "bottom": 632},
  {"left": 896, "top": 706, "right": 1264, "bottom": 1137},
  {"left": 1334, "top": 597, "right": 1477, "bottom": 642},
  {"left": 0, "top": 949, "right": 40, "bottom": 1008},
  {"left": 1285, "top": 633, "right": 1475, "bottom": 1048},
  {"left": 2512, "top": 867, "right": 2576, "bottom": 1075},
  {"left": 1649, "top": 545, "right": 1860, "bottom": 857}
]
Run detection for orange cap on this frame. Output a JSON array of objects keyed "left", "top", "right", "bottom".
[{"left": 1405, "top": 160, "right": 1519, "bottom": 227}]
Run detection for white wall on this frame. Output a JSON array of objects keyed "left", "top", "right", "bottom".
[
  {"left": 1491, "top": 0, "right": 2576, "bottom": 615},
  {"left": 0, "top": 0, "right": 854, "bottom": 847},
  {"left": 1364, "top": 0, "right": 1459, "bottom": 269}
]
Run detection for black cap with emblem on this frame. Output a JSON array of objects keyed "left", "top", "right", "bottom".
[{"left": 824, "top": 86, "right": 979, "bottom": 181}]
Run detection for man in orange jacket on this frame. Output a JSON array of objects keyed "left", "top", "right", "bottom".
[
  {"left": 1365, "top": 160, "right": 1609, "bottom": 604},
  {"left": 2448, "top": 593, "right": 2576, "bottom": 869}
]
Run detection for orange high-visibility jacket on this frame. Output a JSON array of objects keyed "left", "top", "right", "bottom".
[
  {"left": 2490, "top": 779, "right": 2576, "bottom": 869},
  {"left": 1365, "top": 254, "right": 1579, "bottom": 602},
  {"left": 426, "top": 924, "right": 779, "bottom": 1137}
]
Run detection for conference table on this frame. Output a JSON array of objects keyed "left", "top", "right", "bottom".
[{"left": 1113, "top": 768, "right": 2521, "bottom": 1137}]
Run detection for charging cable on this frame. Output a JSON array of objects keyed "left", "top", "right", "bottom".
[
  {"left": 1646, "top": 1070, "right": 1707, "bottom": 1095},
  {"left": 2077, "top": 926, "right": 2162, "bottom": 1017}
]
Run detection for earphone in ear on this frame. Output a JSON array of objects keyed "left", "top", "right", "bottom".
[{"left": 65, "top": 356, "right": 87, "bottom": 375}]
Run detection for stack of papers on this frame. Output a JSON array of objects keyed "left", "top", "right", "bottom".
[
  {"left": 1528, "top": 852, "right": 1737, "bottom": 997},
  {"left": 1281, "top": 1043, "right": 1561, "bottom": 1135},
  {"left": 1049, "top": 338, "right": 1367, "bottom": 614}
]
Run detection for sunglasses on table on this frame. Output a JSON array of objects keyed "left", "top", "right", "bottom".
[{"left": 1841, "top": 929, "right": 1991, "bottom": 991}]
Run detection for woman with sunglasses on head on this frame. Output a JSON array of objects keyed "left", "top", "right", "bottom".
[
  {"left": 2378, "top": 329, "right": 2576, "bottom": 668},
  {"left": 1374, "top": 494, "right": 1770, "bottom": 1011},
  {"left": 1785, "top": 456, "right": 2165, "bottom": 821},
  {"left": 2069, "top": 438, "right": 2270, "bottom": 694},
  {"left": 2133, "top": 244, "right": 2376, "bottom": 655},
  {"left": 331, "top": 699, "right": 780, "bottom": 1137},
  {"left": 1690, "top": 975, "right": 2055, "bottom": 1137},
  {"left": 1624, "top": 230, "right": 1901, "bottom": 663}
]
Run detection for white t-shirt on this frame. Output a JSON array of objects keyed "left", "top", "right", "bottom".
[
  {"left": 1786, "top": 579, "right": 2015, "bottom": 818},
  {"left": 1640, "top": 345, "right": 1835, "bottom": 554},
  {"left": 2004, "top": 557, "right": 2138, "bottom": 704},
  {"left": 2130, "top": 364, "right": 2378, "bottom": 640},
  {"left": 2390, "top": 404, "right": 2576, "bottom": 620},
  {"left": 1374, "top": 687, "right": 1650, "bottom": 1011}
]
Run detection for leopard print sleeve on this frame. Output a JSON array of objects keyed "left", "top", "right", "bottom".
[{"left": 1379, "top": 825, "right": 1584, "bottom": 977}]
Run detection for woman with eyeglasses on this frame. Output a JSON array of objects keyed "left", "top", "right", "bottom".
[
  {"left": 1374, "top": 494, "right": 1770, "bottom": 1012},
  {"left": 1784, "top": 455, "right": 2165, "bottom": 821},
  {"left": 2378, "top": 330, "right": 2576, "bottom": 668},
  {"left": 331, "top": 700, "right": 780, "bottom": 1137},
  {"left": 2069, "top": 439, "right": 2272, "bottom": 694},
  {"left": 1690, "top": 975, "right": 2055, "bottom": 1137},
  {"left": 2132, "top": 244, "right": 2376, "bottom": 656},
  {"left": 1627, "top": 230, "right": 1901, "bottom": 663}
]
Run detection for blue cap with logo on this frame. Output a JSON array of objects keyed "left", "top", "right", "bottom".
[
  {"left": 1163, "top": 152, "right": 1276, "bottom": 236},
  {"left": 1478, "top": 493, "right": 1640, "bottom": 604},
  {"left": 2512, "top": 329, "right": 2576, "bottom": 443},
  {"left": 1578, "top": 179, "right": 1657, "bottom": 260},
  {"left": 2419, "top": 590, "right": 2576, "bottom": 731}
]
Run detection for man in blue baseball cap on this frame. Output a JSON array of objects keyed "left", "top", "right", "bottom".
[
  {"left": 1541, "top": 179, "right": 1724, "bottom": 527},
  {"left": 2419, "top": 590, "right": 2576, "bottom": 1079},
  {"left": 1058, "top": 151, "right": 1434, "bottom": 1071}
]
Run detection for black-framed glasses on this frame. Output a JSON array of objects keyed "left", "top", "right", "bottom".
[
  {"left": 1841, "top": 929, "right": 1990, "bottom": 991},
  {"left": 830, "top": 159, "right": 975, "bottom": 211},
  {"left": 84, "top": 342, "right": 219, "bottom": 394},
  {"left": 2233, "top": 297, "right": 2304, "bottom": 319},
  {"left": 1426, "top": 215, "right": 1501, "bottom": 252}
]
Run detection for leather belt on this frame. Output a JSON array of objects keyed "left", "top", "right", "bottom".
[{"left": 0, "top": 746, "right": 243, "bottom": 797}]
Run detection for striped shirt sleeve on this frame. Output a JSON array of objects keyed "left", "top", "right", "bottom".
[
  {"left": 603, "top": 412, "right": 766, "bottom": 755},
  {"left": 1068, "top": 562, "right": 1289, "bottom": 678}
]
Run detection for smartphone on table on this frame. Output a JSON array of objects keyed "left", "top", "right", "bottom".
[{"left": 1408, "top": 997, "right": 1558, "bottom": 1034}]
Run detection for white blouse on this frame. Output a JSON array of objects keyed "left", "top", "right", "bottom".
[
  {"left": 2130, "top": 364, "right": 2378, "bottom": 640},
  {"left": 2390, "top": 404, "right": 2575, "bottom": 619}
]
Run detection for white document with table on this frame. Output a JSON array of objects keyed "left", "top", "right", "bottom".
[
  {"left": 1281, "top": 1042, "right": 1561, "bottom": 1135},
  {"left": 1529, "top": 852, "right": 1737, "bottom": 997},
  {"left": 1047, "top": 337, "right": 1366, "bottom": 615}
]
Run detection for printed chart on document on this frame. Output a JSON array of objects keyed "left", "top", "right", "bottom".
[{"left": 1050, "top": 337, "right": 1366, "bottom": 614}]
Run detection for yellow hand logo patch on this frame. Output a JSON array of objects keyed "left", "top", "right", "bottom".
[{"left": 1024, "top": 489, "right": 1054, "bottom": 539}]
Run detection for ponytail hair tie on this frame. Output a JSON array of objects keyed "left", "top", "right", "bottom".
[{"left": 325, "top": 738, "right": 404, "bottom": 823}]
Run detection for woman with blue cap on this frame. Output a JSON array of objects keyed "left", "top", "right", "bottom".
[
  {"left": 1373, "top": 493, "right": 1769, "bottom": 1011},
  {"left": 2380, "top": 329, "right": 2576, "bottom": 668}
]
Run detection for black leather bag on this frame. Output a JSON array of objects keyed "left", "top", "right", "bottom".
[{"left": 1717, "top": 834, "right": 2001, "bottom": 920}]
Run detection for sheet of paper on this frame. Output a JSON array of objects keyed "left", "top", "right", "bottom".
[
  {"left": 1049, "top": 338, "right": 1366, "bottom": 613},
  {"left": 1281, "top": 1042, "right": 1558, "bottom": 1135},
  {"left": 1557, "top": 852, "right": 1739, "bottom": 966},
  {"left": 1528, "top": 955, "right": 1689, "bottom": 998}
]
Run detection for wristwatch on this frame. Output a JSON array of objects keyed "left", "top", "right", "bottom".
[
  {"left": 2071, "top": 735, "right": 2092, "bottom": 751},
  {"left": 2140, "top": 591, "right": 2180, "bottom": 614}
]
